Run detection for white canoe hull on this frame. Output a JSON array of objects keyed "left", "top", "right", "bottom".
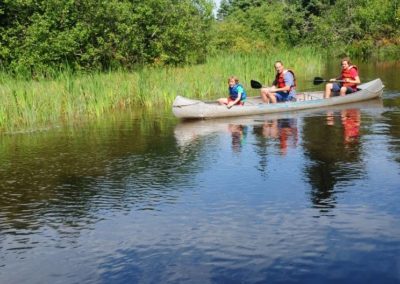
[{"left": 172, "top": 79, "right": 384, "bottom": 119}]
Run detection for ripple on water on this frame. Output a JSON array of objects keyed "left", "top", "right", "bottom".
[{"left": 1, "top": 96, "right": 400, "bottom": 283}]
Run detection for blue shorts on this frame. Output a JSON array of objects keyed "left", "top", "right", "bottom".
[
  {"left": 331, "top": 83, "right": 355, "bottom": 94},
  {"left": 275, "top": 91, "right": 296, "bottom": 102}
]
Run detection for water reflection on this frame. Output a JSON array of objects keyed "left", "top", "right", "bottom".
[
  {"left": 2, "top": 94, "right": 400, "bottom": 283},
  {"left": 173, "top": 116, "right": 256, "bottom": 148},
  {"left": 0, "top": 115, "right": 197, "bottom": 240},
  {"left": 228, "top": 124, "right": 248, "bottom": 152},
  {"left": 382, "top": 110, "right": 400, "bottom": 164},
  {"left": 327, "top": 109, "right": 361, "bottom": 147},
  {"left": 253, "top": 118, "right": 298, "bottom": 155},
  {"left": 302, "top": 108, "right": 366, "bottom": 213}
]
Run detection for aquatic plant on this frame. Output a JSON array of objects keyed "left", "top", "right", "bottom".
[{"left": 0, "top": 48, "right": 323, "bottom": 133}]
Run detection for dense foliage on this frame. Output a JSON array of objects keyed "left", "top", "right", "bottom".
[
  {"left": 215, "top": 0, "right": 400, "bottom": 57},
  {"left": 0, "top": 0, "right": 399, "bottom": 75},
  {"left": 0, "top": 0, "right": 213, "bottom": 74}
]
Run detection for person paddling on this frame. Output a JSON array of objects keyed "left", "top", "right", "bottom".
[
  {"left": 324, "top": 57, "right": 361, "bottom": 98},
  {"left": 260, "top": 61, "right": 296, "bottom": 104}
]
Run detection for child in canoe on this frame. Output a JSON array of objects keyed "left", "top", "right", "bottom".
[{"left": 218, "top": 76, "right": 247, "bottom": 108}]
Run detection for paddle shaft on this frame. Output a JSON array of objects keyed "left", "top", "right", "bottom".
[
  {"left": 253, "top": 77, "right": 348, "bottom": 88},
  {"left": 315, "top": 79, "right": 345, "bottom": 83},
  {"left": 313, "top": 77, "right": 346, "bottom": 85}
]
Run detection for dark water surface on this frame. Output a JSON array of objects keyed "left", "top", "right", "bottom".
[{"left": 1, "top": 61, "right": 400, "bottom": 283}]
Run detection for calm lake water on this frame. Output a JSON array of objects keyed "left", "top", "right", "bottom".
[{"left": 1, "top": 60, "right": 400, "bottom": 284}]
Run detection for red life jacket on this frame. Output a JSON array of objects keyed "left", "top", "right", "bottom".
[
  {"left": 342, "top": 109, "right": 360, "bottom": 144},
  {"left": 341, "top": 65, "right": 358, "bottom": 89},
  {"left": 274, "top": 70, "right": 296, "bottom": 91}
]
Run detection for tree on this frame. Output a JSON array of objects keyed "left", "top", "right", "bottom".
[
  {"left": 217, "top": 0, "right": 263, "bottom": 19},
  {"left": 0, "top": 0, "right": 214, "bottom": 74}
]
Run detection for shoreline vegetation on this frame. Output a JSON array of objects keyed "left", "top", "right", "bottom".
[
  {"left": 0, "top": 0, "right": 399, "bottom": 133},
  {"left": 1, "top": 49, "right": 324, "bottom": 133}
]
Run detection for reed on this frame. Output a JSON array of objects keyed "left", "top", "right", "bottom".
[{"left": 0, "top": 47, "right": 324, "bottom": 133}]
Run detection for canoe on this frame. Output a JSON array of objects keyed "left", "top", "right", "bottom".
[
  {"left": 172, "top": 78, "right": 384, "bottom": 119},
  {"left": 174, "top": 98, "right": 384, "bottom": 147}
]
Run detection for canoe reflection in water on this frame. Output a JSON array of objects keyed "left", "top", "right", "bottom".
[
  {"left": 173, "top": 116, "right": 257, "bottom": 148},
  {"left": 174, "top": 115, "right": 299, "bottom": 155},
  {"left": 254, "top": 118, "right": 298, "bottom": 155}
]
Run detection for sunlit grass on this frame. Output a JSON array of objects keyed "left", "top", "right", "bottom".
[{"left": 0, "top": 47, "right": 324, "bottom": 133}]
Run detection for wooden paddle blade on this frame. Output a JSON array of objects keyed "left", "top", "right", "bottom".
[{"left": 251, "top": 80, "right": 263, "bottom": 89}]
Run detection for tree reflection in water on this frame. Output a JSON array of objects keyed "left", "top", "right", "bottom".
[
  {"left": 302, "top": 108, "right": 365, "bottom": 213},
  {"left": 382, "top": 108, "right": 400, "bottom": 164}
]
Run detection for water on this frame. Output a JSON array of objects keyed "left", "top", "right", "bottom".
[{"left": 1, "top": 61, "right": 400, "bottom": 283}]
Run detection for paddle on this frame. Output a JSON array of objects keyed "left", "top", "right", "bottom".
[
  {"left": 313, "top": 77, "right": 345, "bottom": 85},
  {"left": 250, "top": 80, "right": 264, "bottom": 89},
  {"left": 252, "top": 77, "right": 346, "bottom": 88}
]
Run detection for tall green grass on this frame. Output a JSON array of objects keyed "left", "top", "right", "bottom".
[{"left": 0, "top": 47, "right": 324, "bottom": 133}]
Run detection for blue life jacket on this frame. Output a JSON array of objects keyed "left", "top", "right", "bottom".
[{"left": 229, "top": 84, "right": 247, "bottom": 101}]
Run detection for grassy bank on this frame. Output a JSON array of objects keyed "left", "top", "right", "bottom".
[{"left": 0, "top": 48, "right": 324, "bottom": 133}]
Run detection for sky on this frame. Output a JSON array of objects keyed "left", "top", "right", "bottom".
[{"left": 213, "top": 0, "right": 221, "bottom": 15}]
